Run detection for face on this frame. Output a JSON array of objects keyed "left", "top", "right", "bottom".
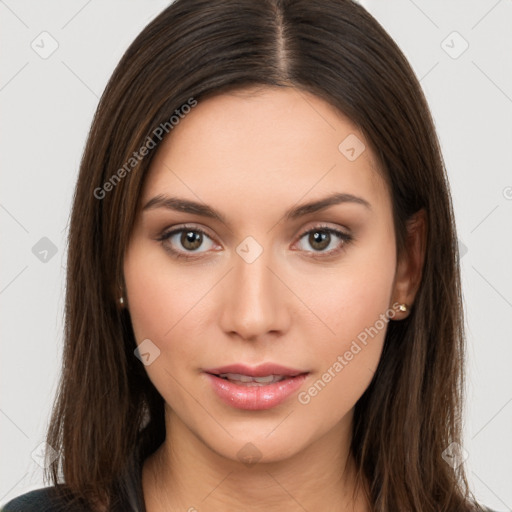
[{"left": 123, "top": 86, "right": 401, "bottom": 464}]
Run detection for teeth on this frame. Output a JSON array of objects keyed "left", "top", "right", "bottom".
[{"left": 218, "top": 373, "right": 287, "bottom": 385}]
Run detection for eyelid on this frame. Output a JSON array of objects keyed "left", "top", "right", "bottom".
[{"left": 161, "top": 223, "right": 216, "bottom": 239}]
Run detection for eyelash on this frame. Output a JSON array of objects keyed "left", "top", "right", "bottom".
[{"left": 156, "top": 223, "right": 353, "bottom": 261}]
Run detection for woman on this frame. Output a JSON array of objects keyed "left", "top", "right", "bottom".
[{"left": 1, "top": 0, "right": 498, "bottom": 511}]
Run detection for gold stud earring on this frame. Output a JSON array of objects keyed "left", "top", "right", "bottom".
[{"left": 398, "top": 303, "right": 408, "bottom": 312}]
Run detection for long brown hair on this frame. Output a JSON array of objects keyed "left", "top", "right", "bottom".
[{"left": 45, "top": 1, "right": 484, "bottom": 510}]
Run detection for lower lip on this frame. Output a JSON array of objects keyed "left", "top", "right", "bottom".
[{"left": 204, "top": 373, "right": 309, "bottom": 410}]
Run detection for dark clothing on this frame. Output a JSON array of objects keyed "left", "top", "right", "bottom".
[{"left": 1, "top": 446, "right": 146, "bottom": 512}]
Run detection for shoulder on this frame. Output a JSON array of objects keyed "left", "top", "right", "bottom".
[
  {"left": 1, "top": 486, "right": 89, "bottom": 512},
  {"left": 1, "top": 446, "right": 147, "bottom": 512}
]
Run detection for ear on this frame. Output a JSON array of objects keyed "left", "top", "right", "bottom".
[{"left": 391, "top": 209, "right": 427, "bottom": 319}]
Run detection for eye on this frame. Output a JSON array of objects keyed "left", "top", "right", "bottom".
[
  {"left": 294, "top": 225, "right": 353, "bottom": 258},
  {"left": 157, "top": 225, "right": 217, "bottom": 259},
  {"left": 156, "top": 223, "right": 353, "bottom": 261}
]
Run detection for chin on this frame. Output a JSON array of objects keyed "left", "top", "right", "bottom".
[{"left": 196, "top": 420, "right": 314, "bottom": 466}]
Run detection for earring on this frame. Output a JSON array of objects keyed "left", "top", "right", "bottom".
[
  {"left": 398, "top": 303, "right": 408, "bottom": 312},
  {"left": 119, "top": 296, "right": 124, "bottom": 305}
]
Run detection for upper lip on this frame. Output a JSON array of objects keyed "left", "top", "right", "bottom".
[{"left": 203, "top": 363, "right": 308, "bottom": 377}]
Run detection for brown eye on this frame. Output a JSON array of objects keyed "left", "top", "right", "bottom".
[
  {"left": 295, "top": 226, "right": 353, "bottom": 257},
  {"left": 180, "top": 230, "right": 203, "bottom": 251},
  {"left": 308, "top": 231, "right": 331, "bottom": 251},
  {"left": 157, "top": 226, "right": 217, "bottom": 259}
]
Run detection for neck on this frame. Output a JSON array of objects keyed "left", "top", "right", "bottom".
[{"left": 142, "top": 405, "right": 370, "bottom": 512}]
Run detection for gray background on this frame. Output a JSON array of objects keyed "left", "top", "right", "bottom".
[{"left": 1, "top": 0, "right": 511, "bottom": 510}]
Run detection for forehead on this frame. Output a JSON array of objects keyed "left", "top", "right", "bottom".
[{"left": 141, "top": 86, "right": 389, "bottom": 220}]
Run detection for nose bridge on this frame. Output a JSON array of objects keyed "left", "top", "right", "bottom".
[{"left": 219, "top": 236, "right": 286, "bottom": 339}]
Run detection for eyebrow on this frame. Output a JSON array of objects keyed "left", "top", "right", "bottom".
[{"left": 142, "top": 192, "right": 371, "bottom": 224}]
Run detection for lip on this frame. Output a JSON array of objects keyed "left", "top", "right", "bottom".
[
  {"left": 203, "top": 363, "right": 306, "bottom": 377},
  {"left": 203, "top": 363, "right": 309, "bottom": 410}
]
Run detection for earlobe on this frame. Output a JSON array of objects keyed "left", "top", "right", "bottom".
[
  {"left": 391, "top": 209, "right": 427, "bottom": 319},
  {"left": 115, "top": 281, "right": 127, "bottom": 309}
]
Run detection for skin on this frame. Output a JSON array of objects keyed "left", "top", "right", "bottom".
[{"left": 123, "top": 86, "right": 425, "bottom": 512}]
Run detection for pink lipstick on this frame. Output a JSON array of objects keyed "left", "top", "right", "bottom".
[{"left": 203, "top": 363, "right": 309, "bottom": 410}]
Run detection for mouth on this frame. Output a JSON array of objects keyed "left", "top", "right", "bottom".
[
  {"left": 213, "top": 373, "right": 294, "bottom": 385},
  {"left": 203, "top": 363, "right": 310, "bottom": 410}
]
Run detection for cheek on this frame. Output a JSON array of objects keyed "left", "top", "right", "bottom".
[
  {"left": 299, "top": 233, "right": 396, "bottom": 344},
  {"left": 123, "top": 245, "right": 208, "bottom": 414},
  {"left": 123, "top": 243, "right": 217, "bottom": 377},
  {"left": 294, "top": 232, "right": 396, "bottom": 411},
  {"left": 124, "top": 242, "right": 196, "bottom": 340},
  {"left": 296, "top": 290, "right": 391, "bottom": 426}
]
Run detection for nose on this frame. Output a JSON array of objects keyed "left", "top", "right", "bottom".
[{"left": 218, "top": 244, "right": 290, "bottom": 342}]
